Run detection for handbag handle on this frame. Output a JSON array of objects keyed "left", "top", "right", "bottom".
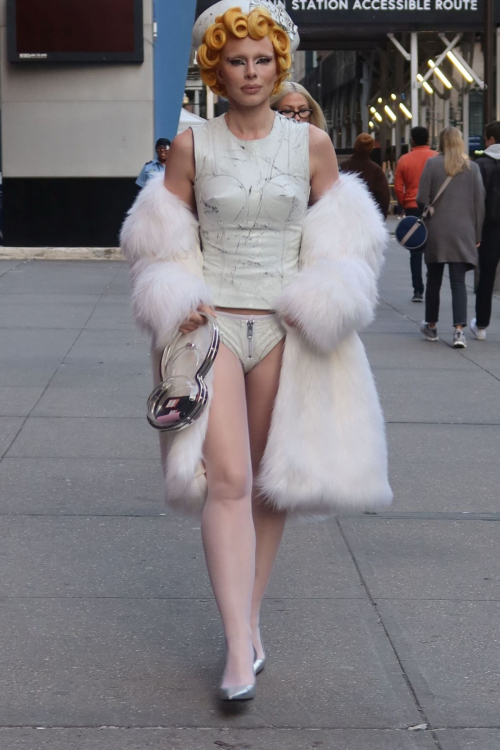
[
  {"left": 159, "top": 312, "right": 218, "bottom": 382},
  {"left": 422, "top": 175, "right": 453, "bottom": 219}
]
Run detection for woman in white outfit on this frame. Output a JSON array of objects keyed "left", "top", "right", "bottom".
[{"left": 121, "top": 0, "right": 392, "bottom": 702}]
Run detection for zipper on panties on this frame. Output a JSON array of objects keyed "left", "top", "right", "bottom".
[{"left": 247, "top": 321, "right": 254, "bottom": 359}]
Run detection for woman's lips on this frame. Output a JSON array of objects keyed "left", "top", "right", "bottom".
[{"left": 242, "top": 86, "right": 261, "bottom": 93}]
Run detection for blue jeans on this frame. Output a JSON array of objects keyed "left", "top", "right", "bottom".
[{"left": 405, "top": 208, "right": 424, "bottom": 294}]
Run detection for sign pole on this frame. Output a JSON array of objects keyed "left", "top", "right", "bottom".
[{"left": 411, "top": 32, "right": 419, "bottom": 127}]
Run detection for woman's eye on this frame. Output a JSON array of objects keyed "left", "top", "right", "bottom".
[
  {"left": 257, "top": 57, "right": 272, "bottom": 64},
  {"left": 229, "top": 59, "right": 244, "bottom": 66}
]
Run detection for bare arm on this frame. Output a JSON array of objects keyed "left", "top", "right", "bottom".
[
  {"left": 281, "top": 127, "right": 338, "bottom": 329},
  {"left": 164, "top": 129, "right": 214, "bottom": 331},
  {"left": 309, "top": 125, "right": 339, "bottom": 205},
  {"left": 164, "top": 129, "right": 197, "bottom": 212}
]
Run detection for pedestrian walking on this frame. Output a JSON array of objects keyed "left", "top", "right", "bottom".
[
  {"left": 271, "top": 81, "right": 328, "bottom": 130},
  {"left": 394, "top": 127, "right": 438, "bottom": 302},
  {"left": 135, "top": 138, "right": 171, "bottom": 189},
  {"left": 418, "top": 126, "right": 485, "bottom": 348},
  {"left": 470, "top": 121, "right": 500, "bottom": 341},
  {"left": 121, "top": 0, "right": 391, "bottom": 704},
  {"left": 340, "top": 133, "right": 391, "bottom": 218}
]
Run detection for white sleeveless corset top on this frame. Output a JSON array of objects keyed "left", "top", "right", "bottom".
[{"left": 192, "top": 114, "right": 310, "bottom": 309}]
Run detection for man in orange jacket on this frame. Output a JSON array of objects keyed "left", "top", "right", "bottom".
[{"left": 394, "top": 127, "right": 438, "bottom": 302}]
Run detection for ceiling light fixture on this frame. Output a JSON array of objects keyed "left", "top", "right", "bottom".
[
  {"left": 399, "top": 102, "right": 412, "bottom": 119},
  {"left": 417, "top": 73, "right": 434, "bottom": 95},
  {"left": 428, "top": 59, "right": 452, "bottom": 89},
  {"left": 384, "top": 105, "right": 397, "bottom": 122},
  {"left": 446, "top": 51, "right": 474, "bottom": 83}
]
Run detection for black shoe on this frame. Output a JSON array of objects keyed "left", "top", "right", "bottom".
[{"left": 412, "top": 292, "right": 423, "bottom": 303}]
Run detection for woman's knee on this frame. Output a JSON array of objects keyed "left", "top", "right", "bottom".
[
  {"left": 207, "top": 464, "right": 252, "bottom": 503},
  {"left": 449, "top": 264, "right": 467, "bottom": 285}
]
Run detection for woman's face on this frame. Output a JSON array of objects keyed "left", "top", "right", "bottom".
[
  {"left": 217, "top": 35, "right": 278, "bottom": 107},
  {"left": 277, "top": 92, "right": 312, "bottom": 122}
]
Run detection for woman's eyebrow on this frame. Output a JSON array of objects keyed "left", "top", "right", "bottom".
[{"left": 226, "top": 53, "right": 271, "bottom": 60}]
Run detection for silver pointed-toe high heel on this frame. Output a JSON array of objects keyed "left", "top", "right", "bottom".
[
  {"left": 253, "top": 654, "right": 266, "bottom": 675},
  {"left": 218, "top": 684, "right": 256, "bottom": 702},
  {"left": 253, "top": 645, "right": 266, "bottom": 675}
]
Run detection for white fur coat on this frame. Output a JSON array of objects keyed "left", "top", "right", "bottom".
[{"left": 120, "top": 173, "right": 393, "bottom": 518}]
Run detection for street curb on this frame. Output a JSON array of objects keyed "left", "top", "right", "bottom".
[
  {"left": 0, "top": 225, "right": 398, "bottom": 260},
  {"left": 0, "top": 247, "right": 123, "bottom": 261}
]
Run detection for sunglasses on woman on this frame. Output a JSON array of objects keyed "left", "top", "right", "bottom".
[{"left": 278, "top": 108, "right": 313, "bottom": 120}]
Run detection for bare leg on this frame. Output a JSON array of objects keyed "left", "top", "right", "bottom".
[
  {"left": 202, "top": 344, "right": 256, "bottom": 688},
  {"left": 245, "top": 339, "right": 287, "bottom": 660}
]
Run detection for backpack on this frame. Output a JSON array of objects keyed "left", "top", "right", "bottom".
[{"left": 484, "top": 157, "right": 500, "bottom": 223}]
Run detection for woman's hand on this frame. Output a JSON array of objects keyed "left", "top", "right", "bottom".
[{"left": 179, "top": 304, "right": 216, "bottom": 334}]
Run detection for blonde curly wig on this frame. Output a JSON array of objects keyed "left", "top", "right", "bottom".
[{"left": 197, "top": 7, "right": 291, "bottom": 98}]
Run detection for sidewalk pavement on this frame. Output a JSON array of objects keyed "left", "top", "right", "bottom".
[{"left": 0, "top": 239, "right": 499, "bottom": 750}]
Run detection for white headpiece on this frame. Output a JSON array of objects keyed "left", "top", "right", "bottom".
[{"left": 192, "top": 0, "right": 300, "bottom": 53}]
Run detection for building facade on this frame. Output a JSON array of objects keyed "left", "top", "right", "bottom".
[{"left": 0, "top": 0, "right": 196, "bottom": 247}]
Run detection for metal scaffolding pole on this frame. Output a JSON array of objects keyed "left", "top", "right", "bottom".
[
  {"left": 444, "top": 97, "right": 450, "bottom": 129},
  {"left": 497, "top": 28, "right": 500, "bottom": 120},
  {"left": 411, "top": 32, "right": 419, "bottom": 127},
  {"left": 395, "top": 46, "right": 404, "bottom": 157},
  {"left": 484, "top": 0, "right": 494, "bottom": 124},
  {"left": 463, "top": 88, "right": 470, "bottom": 147},
  {"left": 380, "top": 49, "right": 389, "bottom": 163},
  {"left": 360, "top": 61, "right": 369, "bottom": 132}
]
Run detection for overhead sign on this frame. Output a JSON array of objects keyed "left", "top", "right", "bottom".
[
  {"left": 284, "top": 0, "right": 483, "bottom": 26},
  {"left": 289, "top": 0, "right": 478, "bottom": 7},
  {"left": 196, "top": 0, "right": 497, "bottom": 39}
]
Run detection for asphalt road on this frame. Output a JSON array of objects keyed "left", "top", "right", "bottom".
[{"left": 0, "top": 238, "right": 499, "bottom": 750}]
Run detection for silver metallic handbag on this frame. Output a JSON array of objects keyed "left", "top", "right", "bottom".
[{"left": 147, "top": 314, "right": 220, "bottom": 432}]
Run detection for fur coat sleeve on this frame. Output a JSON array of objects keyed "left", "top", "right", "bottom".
[
  {"left": 274, "top": 172, "right": 388, "bottom": 354},
  {"left": 119, "top": 174, "right": 213, "bottom": 351}
]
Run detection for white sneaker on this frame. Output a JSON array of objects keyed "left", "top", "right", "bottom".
[
  {"left": 453, "top": 329, "right": 467, "bottom": 348},
  {"left": 470, "top": 318, "right": 486, "bottom": 340}
]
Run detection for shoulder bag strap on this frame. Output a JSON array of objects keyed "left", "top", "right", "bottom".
[
  {"left": 400, "top": 174, "right": 453, "bottom": 247},
  {"left": 423, "top": 175, "right": 453, "bottom": 219}
]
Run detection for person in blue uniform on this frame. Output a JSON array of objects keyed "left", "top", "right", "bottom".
[{"left": 135, "top": 138, "right": 171, "bottom": 189}]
